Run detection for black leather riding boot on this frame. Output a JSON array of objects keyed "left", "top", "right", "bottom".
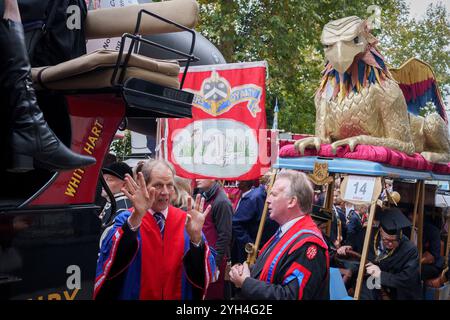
[{"left": 0, "top": 19, "right": 96, "bottom": 172}]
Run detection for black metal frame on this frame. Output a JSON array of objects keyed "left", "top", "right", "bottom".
[
  {"left": 111, "top": 9, "right": 199, "bottom": 89},
  {"left": 99, "top": 173, "right": 117, "bottom": 228},
  {"left": 122, "top": 77, "right": 193, "bottom": 118}
]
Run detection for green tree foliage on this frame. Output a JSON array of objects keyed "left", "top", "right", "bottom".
[
  {"left": 196, "top": 0, "right": 449, "bottom": 134},
  {"left": 379, "top": 2, "right": 450, "bottom": 97},
  {"left": 110, "top": 130, "right": 132, "bottom": 161}
]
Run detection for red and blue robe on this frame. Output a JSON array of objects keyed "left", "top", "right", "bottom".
[
  {"left": 236, "top": 214, "right": 329, "bottom": 300},
  {"left": 94, "top": 206, "right": 215, "bottom": 300}
]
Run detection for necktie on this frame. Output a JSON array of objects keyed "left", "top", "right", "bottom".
[
  {"left": 261, "top": 228, "right": 282, "bottom": 257},
  {"left": 252, "top": 228, "right": 282, "bottom": 278},
  {"left": 153, "top": 212, "right": 165, "bottom": 238}
]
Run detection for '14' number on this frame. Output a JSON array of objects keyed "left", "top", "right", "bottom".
[{"left": 353, "top": 182, "right": 367, "bottom": 195}]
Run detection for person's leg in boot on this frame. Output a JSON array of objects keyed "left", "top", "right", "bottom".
[{"left": 0, "top": 0, "right": 96, "bottom": 172}]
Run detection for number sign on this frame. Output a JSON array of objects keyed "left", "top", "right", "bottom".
[{"left": 343, "top": 175, "right": 377, "bottom": 203}]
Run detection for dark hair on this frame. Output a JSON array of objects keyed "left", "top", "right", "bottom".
[{"left": 134, "top": 160, "right": 145, "bottom": 177}]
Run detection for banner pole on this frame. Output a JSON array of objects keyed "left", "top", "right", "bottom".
[
  {"left": 164, "top": 118, "right": 169, "bottom": 161},
  {"left": 155, "top": 118, "right": 161, "bottom": 159},
  {"left": 246, "top": 169, "right": 278, "bottom": 266}
]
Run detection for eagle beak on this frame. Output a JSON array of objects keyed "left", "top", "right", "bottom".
[{"left": 325, "top": 40, "right": 360, "bottom": 74}]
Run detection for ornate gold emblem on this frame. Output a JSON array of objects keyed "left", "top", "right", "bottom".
[{"left": 308, "top": 162, "right": 333, "bottom": 185}]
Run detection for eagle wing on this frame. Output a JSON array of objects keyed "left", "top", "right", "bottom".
[{"left": 389, "top": 58, "right": 447, "bottom": 124}]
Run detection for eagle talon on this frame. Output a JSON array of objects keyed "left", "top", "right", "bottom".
[
  {"left": 330, "top": 141, "right": 342, "bottom": 155},
  {"left": 294, "top": 137, "right": 322, "bottom": 155},
  {"left": 349, "top": 141, "right": 356, "bottom": 152},
  {"left": 331, "top": 138, "right": 360, "bottom": 154},
  {"left": 331, "top": 144, "right": 338, "bottom": 155}
]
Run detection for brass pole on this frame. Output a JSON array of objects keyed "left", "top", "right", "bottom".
[
  {"left": 246, "top": 169, "right": 278, "bottom": 266},
  {"left": 417, "top": 181, "right": 425, "bottom": 269},
  {"left": 155, "top": 118, "right": 161, "bottom": 159},
  {"left": 354, "top": 200, "right": 377, "bottom": 300},
  {"left": 323, "top": 178, "right": 335, "bottom": 237},
  {"left": 411, "top": 182, "right": 421, "bottom": 245},
  {"left": 443, "top": 215, "right": 450, "bottom": 274}
]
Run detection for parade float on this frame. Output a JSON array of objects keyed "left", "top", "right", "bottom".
[{"left": 254, "top": 16, "right": 450, "bottom": 300}]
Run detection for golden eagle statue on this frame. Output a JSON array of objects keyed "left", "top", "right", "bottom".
[{"left": 295, "top": 16, "right": 450, "bottom": 163}]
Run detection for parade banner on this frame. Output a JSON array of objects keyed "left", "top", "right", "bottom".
[{"left": 167, "top": 62, "right": 269, "bottom": 180}]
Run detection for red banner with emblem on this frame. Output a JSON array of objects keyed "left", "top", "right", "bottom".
[{"left": 166, "top": 62, "right": 269, "bottom": 180}]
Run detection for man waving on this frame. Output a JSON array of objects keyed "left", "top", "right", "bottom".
[{"left": 95, "top": 160, "right": 215, "bottom": 300}]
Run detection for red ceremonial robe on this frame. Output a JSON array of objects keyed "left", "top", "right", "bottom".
[
  {"left": 237, "top": 214, "right": 330, "bottom": 300},
  {"left": 140, "top": 206, "right": 187, "bottom": 299},
  {"left": 95, "top": 205, "right": 215, "bottom": 300}
]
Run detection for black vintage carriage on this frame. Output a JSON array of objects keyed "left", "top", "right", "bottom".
[{"left": 0, "top": 1, "right": 225, "bottom": 299}]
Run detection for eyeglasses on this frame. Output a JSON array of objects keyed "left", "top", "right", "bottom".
[{"left": 379, "top": 229, "right": 399, "bottom": 244}]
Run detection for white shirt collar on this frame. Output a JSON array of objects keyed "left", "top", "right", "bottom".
[
  {"left": 333, "top": 205, "right": 341, "bottom": 218},
  {"left": 114, "top": 192, "right": 128, "bottom": 201},
  {"left": 241, "top": 189, "right": 252, "bottom": 198},
  {"left": 279, "top": 215, "right": 305, "bottom": 236},
  {"left": 149, "top": 206, "right": 169, "bottom": 219},
  {"left": 236, "top": 189, "right": 253, "bottom": 211}
]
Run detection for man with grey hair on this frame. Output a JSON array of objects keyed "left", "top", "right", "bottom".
[
  {"left": 95, "top": 160, "right": 216, "bottom": 300},
  {"left": 229, "top": 169, "right": 329, "bottom": 300}
]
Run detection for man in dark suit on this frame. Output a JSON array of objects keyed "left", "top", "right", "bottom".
[
  {"left": 196, "top": 179, "right": 233, "bottom": 299},
  {"left": 231, "top": 180, "right": 278, "bottom": 264},
  {"left": 421, "top": 212, "right": 445, "bottom": 281},
  {"left": 345, "top": 205, "right": 367, "bottom": 253},
  {"left": 98, "top": 162, "right": 134, "bottom": 247},
  {"left": 330, "top": 194, "right": 347, "bottom": 246}
]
